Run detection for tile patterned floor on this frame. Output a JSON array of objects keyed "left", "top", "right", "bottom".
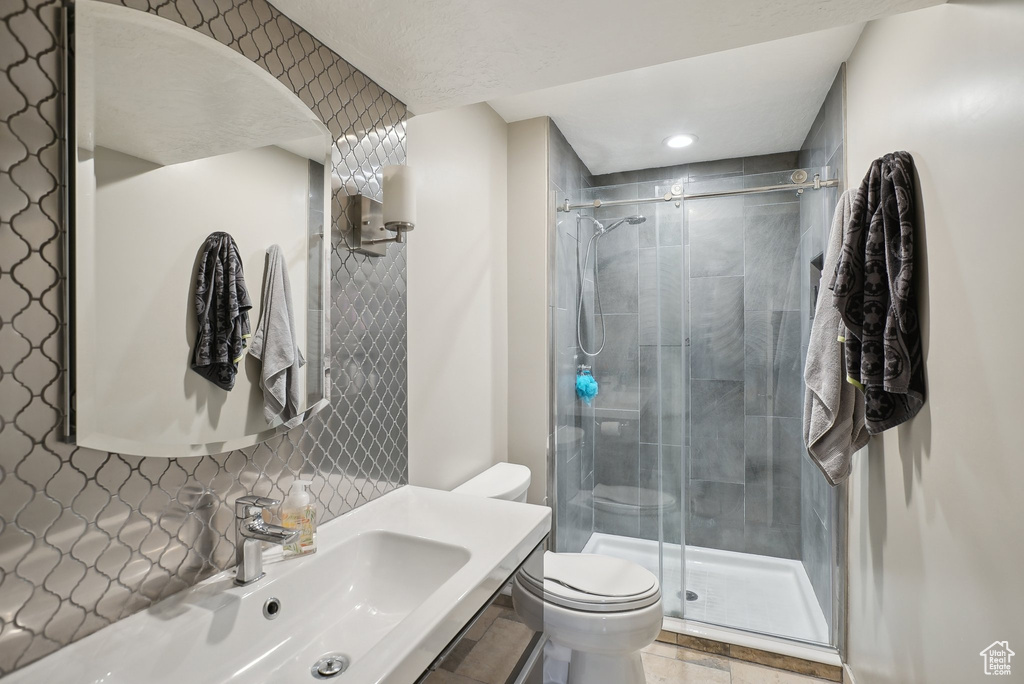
[
  {"left": 640, "top": 641, "right": 833, "bottom": 683},
  {"left": 422, "top": 605, "right": 834, "bottom": 684}
]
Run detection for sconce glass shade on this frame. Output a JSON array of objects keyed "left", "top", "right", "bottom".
[{"left": 383, "top": 165, "right": 416, "bottom": 231}]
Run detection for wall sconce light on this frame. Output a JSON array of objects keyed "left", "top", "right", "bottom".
[{"left": 345, "top": 165, "right": 416, "bottom": 257}]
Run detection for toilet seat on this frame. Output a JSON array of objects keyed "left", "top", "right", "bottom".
[{"left": 518, "top": 552, "right": 661, "bottom": 613}]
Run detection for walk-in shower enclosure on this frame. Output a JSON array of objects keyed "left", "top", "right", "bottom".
[{"left": 546, "top": 73, "right": 846, "bottom": 651}]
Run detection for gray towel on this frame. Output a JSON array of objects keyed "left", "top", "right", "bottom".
[
  {"left": 249, "top": 245, "right": 305, "bottom": 429},
  {"left": 804, "top": 191, "right": 869, "bottom": 485},
  {"left": 191, "top": 232, "right": 251, "bottom": 390},
  {"left": 831, "top": 152, "right": 926, "bottom": 433}
]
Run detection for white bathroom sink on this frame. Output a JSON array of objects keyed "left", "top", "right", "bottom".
[{"left": 8, "top": 486, "right": 550, "bottom": 684}]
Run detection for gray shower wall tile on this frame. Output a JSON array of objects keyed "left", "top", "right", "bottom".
[
  {"left": 743, "top": 152, "right": 801, "bottom": 176},
  {"left": 822, "top": 70, "right": 845, "bottom": 170},
  {"left": 639, "top": 246, "right": 683, "bottom": 346},
  {"left": 591, "top": 314, "right": 639, "bottom": 411},
  {"left": 0, "top": 0, "right": 409, "bottom": 674},
  {"left": 595, "top": 241, "right": 638, "bottom": 314},
  {"left": 799, "top": 228, "right": 815, "bottom": 349},
  {"left": 591, "top": 170, "right": 640, "bottom": 186},
  {"left": 744, "top": 520, "right": 801, "bottom": 560},
  {"left": 688, "top": 197, "right": 745, "bottom": 278},
  {"left": 689, "top": 276, "right": 744, "bottom": 381},
  {"left": 639, "top": 443, "right": 683, "bottom": 543},
  {"left": 797, "top": 66, "right": 845, "bottom": 638},
  {"left": 688, "top": 480, "right": 745, "bottom": 552},
  {"left": 639, "top": 345, "right": 684, "bottom": 447},
  {"left": 548, "top": 120, "right": 596, "bottom": 554},
  {"left": 688, "top": 157, "right": 744, "bottom": 180},
  {"left": 690, "top": 379, "right": 744, "bottom": 483},
  {"left": 745, "top": 416, "right": 804, "bottom": 486},
  {"left": 800, "top": 122, "right": 829, "bottom": 171},
  {"left": 771, "top": 310, "right": 804, "bottom": 419},
  {"left": 744, "top": 310, "right": 769, "bottom": 416},
  {"left": 594, "top": 503, "right": 640, "bottom": 539},
  {"left": 580, "top": 403, "right": 596, "bottom": 477},
  {"left": 648, "top": 194, "right": 685, "bottom": 248},
  {"left": 586, "top": 183, "right": 640, "bottom": 223},
  {"left": 578, "top": 276, "right": 598, "bottom": 354},
  {"left": 747, "top": 308, "right": 806, "bottom": 420},
  {"left": 594, "top": 416, "right": 641, "bottom": 538},
  {"left": 772, "top": 417, "right": 805, "bottom": 491},
  {"left": 745, "top": 481, "right": 802, "bottom": 530},
  {"left": 555, "top": 212, "right": 578, "bottom": 312},
  {"left": 802, "top": 497, "right": 832, "bottom": 628},
  {"left": 637, "top": 164, "right": 689, "bottom": 184},
  {"left": 549, "top": 122, "right": 587, "bottom": 200},
  {"left": 826, "top": 144, "right": 845, "bottom": 191},
  {"left": 744, "top": 202, "right": 801, "bottom": 312}
]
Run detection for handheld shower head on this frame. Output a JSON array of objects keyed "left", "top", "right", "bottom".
[
  {"left": 575, "top": 213, "right": 646, "bottom": 357},
  {"left": 601, "top": 215, "right": 647, "bottom": 234}
]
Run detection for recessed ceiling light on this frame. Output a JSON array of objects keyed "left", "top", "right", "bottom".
[{"left": 663, "top": 134, "right": 697, "bottom": 149}]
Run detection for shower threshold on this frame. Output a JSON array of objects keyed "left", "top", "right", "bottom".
[{"left": 582, "top": 533, "right": 830, "bottom": 648}]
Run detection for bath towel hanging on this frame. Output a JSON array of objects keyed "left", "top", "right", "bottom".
[
  {"left": 249, "top": 244, "right": 305, "bottom": 429},
  {"left": 804, "top": 190, "right": 869, "bottom": 485},
  {"left": 190, "top": 232, "right": 251, "bottom": 391},
  {"left": 830, "top": 151, "right": 926, "bottom": 433}
]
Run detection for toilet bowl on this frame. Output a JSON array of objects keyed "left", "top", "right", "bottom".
[{"left": 454, "top": 464, "right": 663, "bottom": 684}]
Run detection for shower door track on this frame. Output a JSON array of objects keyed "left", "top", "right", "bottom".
[{"left": 556, "top": 174, "right": 839, "bottom": 212}]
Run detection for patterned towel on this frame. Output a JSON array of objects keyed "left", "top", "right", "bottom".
[
  {"left": 830, "top": 151, "right": 925, "bottom": 433},
  {"left": 191, "top": 232, "right": 252, "bottom": 390}
]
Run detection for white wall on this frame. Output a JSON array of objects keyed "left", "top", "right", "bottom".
[
  {"left": 844, "top": 3, "right": 1024, "bottom": 682},
  {"left": 506, "top": 117, "right": 550, "bottom": 505},
  {"left": 406, "top": 103, "right": 510, "bottom": 491}
]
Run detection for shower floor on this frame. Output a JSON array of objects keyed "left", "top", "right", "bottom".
[{"left": 582, "top": 532, "right": 829, "bottom": 644}]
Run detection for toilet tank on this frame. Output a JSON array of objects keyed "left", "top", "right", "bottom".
[{"left": 452, "top": 463, "right": 531, "bottom": 502}]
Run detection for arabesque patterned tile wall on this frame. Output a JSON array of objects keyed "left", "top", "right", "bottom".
[{"left": 0, "top": 0, "right": 409, "bottom": 674}]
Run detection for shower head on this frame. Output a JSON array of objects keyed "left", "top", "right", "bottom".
[{"left": 601, "top": 215, "right": 647, "bottom": 234}]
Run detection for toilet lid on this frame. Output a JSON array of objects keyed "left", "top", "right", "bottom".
[{"left": 518, "top": 552, "right": 661, "bottom": 613}]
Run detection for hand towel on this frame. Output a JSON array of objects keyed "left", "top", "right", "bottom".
[
  {"left": 191, "top": 232, "right": 251, "bottom": 390},
  {"left": 804, "top": 190, "right": 869, "bottom": 485},
  {"left": 831, "top": 151, "right": 925, "bottom": 433},
  {"left": 249, "top": 245, "right": 306, "bottom": 429}
]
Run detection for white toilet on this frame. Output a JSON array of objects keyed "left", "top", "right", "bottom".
[{"left": 454, "top": 463, "right": 663, "bottom": 684}]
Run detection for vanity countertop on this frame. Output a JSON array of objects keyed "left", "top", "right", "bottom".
[{"left": 6, "top": 485, "right": 551, "bottom": 684}]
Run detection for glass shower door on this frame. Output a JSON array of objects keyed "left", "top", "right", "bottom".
[
  {"left": 672, "top": 168, "right": 835, "bottom": 646},
  {"left": 646, "top": 180, "right": 687, "bottom": 620}
]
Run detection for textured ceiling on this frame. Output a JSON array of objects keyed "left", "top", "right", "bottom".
[
  {"left": 268, "top": 0, "right": 945, "bottom": 114},
  {"left": 489, "top": 25, "right": 865, "bottom": 174}
]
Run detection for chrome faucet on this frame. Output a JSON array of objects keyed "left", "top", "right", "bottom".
[{"left": 234, "top": 495, "right": 298, "bottom": 585}]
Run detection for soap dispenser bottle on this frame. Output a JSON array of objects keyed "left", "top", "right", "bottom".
[{"left": 281, "top": 480, "right": 316, "bottom": 558}]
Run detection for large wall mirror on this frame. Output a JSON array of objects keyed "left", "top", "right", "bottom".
[{"left": 66, "top": 0, "right": 332, "bottom": 458}]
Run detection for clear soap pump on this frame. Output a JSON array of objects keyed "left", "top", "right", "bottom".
[{"left": 281, "top": 480, "right": 316, "bottom": 558}]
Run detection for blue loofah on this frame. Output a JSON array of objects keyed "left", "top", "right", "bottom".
[{"left": 575, "top": 371, "right": 599, "bottom": 405}]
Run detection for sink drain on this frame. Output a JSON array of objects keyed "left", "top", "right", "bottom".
[
  {"left": 685, "top": 590, "right": 699, "bottom": 602},
  {"left": 263, "top": 597, "right": 281, "bottom": 620},
  {"left": 311, "top": 653, "right": 349, "bottom": 679}
]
